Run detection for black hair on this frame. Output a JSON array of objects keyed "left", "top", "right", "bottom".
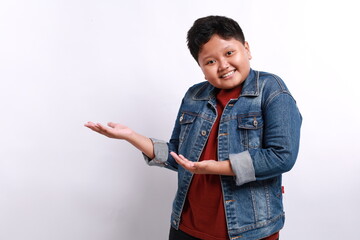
[{"left": 187, "top": 15, "right": 245, "bottom": 62}]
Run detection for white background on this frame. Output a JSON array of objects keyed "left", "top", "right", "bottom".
[{"left": 1, "top": 0, "right": 359, "bottom": 239}]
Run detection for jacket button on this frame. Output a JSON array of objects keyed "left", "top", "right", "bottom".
[
  {"left": 201, "top": 130, "right": 207, "bottom": 136},
  {"left": 253, "top": 119, "right": 258, "bottom": 127},
  {"left": 179, "top": 114, "right": 184, "bottom": 122}
]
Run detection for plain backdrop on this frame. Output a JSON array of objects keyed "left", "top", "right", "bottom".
[{"left": 1, "top": 0, "right": 359, "bottom": 239}]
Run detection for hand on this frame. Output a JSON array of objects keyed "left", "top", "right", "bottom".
[
  {"left": 84, "top": 122, "right": 133, "bottom": 140},
  {"left": 85, "top": 121, "right": 154, "bottom": 158},
  {"left": 170, "top": 152, "right": 235, "bottom": 176}
]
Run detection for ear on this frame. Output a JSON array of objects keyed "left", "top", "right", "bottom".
[{"left": 244, "top": 41, "right": 252, "bottom": 60}]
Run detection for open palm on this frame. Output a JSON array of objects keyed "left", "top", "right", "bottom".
[{"left": 85, "top": 122, "right": 133, "bottom": 140}]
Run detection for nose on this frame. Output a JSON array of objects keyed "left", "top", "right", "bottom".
[{"left": 218, "top": 58, "right": 229, "bottom": 72}]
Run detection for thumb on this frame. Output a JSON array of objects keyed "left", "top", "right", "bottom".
[{"left": 107, "top": 122, "right": 116, "bottom": 128}]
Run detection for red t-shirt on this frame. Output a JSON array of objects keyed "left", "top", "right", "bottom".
[
  {"left": 179, "top": 85, "right": 279, "bottom": 240},
  {"left": 179, "top": 86, "right": 242, "bottom": 240}
]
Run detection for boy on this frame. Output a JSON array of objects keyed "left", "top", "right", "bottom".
[{"left": 85, "top": 16, "right": 302, "bottom": 240}]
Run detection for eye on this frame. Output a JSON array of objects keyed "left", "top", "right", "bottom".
[
  {"left": 226, "top": 51, "right": 234, "bottom": 56},
  {"left": 206, "top": 59, "right": 216, "bottom": 65}
]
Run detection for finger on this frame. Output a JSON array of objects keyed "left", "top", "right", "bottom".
[
  {"left": 170, "top": 152, "right": 186, "bottom": 166},
  {"left": 170, "top": 152, "right": 181, "bottom": 161},
  {"left": 85, "top": 122, "right": 102, "bottom": 133},
  {"left": 107, "top": 122, "right": 116, "bottom": 128},
  {"left": 179, "top": 154, "right": 188, "bottom": 161},
  {"left": 93, "top": 123, "right": 114, "bottom": 137},
  {"left": 96, "top": 123, "right": 109, "bottom": 132},
  {"left": 178, "top": 154, "right": 195, "bottom": 167},
  {"left": 171, "top": 152, "right": 195, "bottom": 169},
  {"left": 187, "top": 161, "right": 195, "bottom": 168},
  {"left": 84, "top": 121, "right": 96, "bottom": 128}
]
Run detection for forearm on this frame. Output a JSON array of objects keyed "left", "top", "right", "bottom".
[
  {"left": 126, "top": 131, "right": 155, "bottom": 159},
  {"left": 212, "top": 160, "right": 235, "bottom": 176}
]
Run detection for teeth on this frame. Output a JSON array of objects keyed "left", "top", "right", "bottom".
[{"left": 222, "top": 71, "right": 234, "bottom": 78}]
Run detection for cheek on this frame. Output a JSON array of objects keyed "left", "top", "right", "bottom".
[
  {"left": 236, "top": 58, "right": 250, "bottom": 70},
  {"left": 204, "top": 72, "right": 218, "bottom": 82}
]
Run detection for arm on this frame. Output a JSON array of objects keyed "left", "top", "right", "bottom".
[
  {"left": 84, "top": 122, "right": 154, "bottom": 159},
  {"left": 251, "top": 93, "right": 302, "bottom": 177},
  {"left": 230, "top": 92, "right": 302, "bottom": 185},
  {"left": 84, "top": 95, "right": 188, "bottom": 170},
  {"left": 170, "top": 152, "right": 235, "bottom": 176},
  {"left": 171, "top": 93, "right": 301, "bottom": 180}
]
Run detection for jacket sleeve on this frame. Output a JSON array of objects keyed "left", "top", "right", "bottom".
[{"left": 230, "top": 91, "right": 302, "bottom": 186}]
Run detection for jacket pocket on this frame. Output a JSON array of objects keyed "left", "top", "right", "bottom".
[
  {"left": 178, "top": 112, "right": 197, "bottom": 149},
  {"left": 237, "top": 113, "right": 263, "bottom": 149}
]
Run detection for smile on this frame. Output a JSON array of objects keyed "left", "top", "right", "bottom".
[{"left": 220, "top": 70, "right": 236, "bottom": 78}]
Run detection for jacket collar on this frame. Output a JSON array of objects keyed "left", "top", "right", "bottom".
[
  {"left": 193, "top": 69, "right": 259, "bottom": 101},
  {"left": 241, "top": 69, "right": 259, "bottom": 97}
]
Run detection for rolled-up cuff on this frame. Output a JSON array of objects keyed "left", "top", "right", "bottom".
[
  {"left": 143, "top": 138, "right": 168, "bottom": 167},
  {"left": 229, "top": 151, "right": 256, "bottom": 186}
]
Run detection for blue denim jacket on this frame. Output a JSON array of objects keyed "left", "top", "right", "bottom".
[{"left": 144, "top": 69, "right": 302, "bottom": 240}]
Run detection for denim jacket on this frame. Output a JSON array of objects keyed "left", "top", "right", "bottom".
[{"left": 144, "top": 69, "right": 302, "bottom": 240}]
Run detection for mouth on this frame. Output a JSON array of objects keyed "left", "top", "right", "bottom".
[{"left": 220, "top": 70, "right": 236, "bottom": 78}]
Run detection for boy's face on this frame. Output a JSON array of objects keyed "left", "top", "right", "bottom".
[{"left": 198, "top": 34, "right": 252, "bottom": 90}]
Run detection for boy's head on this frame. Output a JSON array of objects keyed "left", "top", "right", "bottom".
[
  {"left": 187, "top": 15, "right": 246, "bottom": 62},
  {"left": 187, "top": 15, "right": 252, "bottom": 90}
]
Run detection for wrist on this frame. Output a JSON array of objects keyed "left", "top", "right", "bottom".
[
  {"left": 219, "top": 160, "right": 235, "bottom": 176},
  {"left": 121, "top": 128, "right": 136, "bottom": 141}
]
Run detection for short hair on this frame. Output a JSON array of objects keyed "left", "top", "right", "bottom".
[{"left": 187, "top": 15, "right": 245, "bottom": 62}]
